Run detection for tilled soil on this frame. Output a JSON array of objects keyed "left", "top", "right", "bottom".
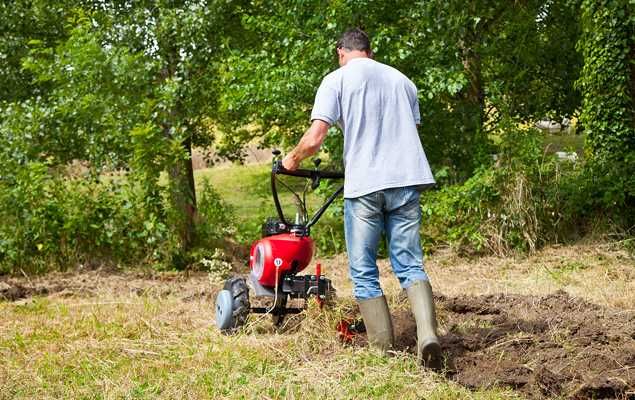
[{"left": 392, "top": 291, "right": 635, "bottom": 399}]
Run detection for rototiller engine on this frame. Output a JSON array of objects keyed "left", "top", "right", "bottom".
[{"left": 215, "top": 151, "right": 344, "bottom": 332}]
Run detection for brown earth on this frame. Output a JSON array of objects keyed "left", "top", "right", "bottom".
[
  {"left": 0, "top": 269, "right": 218, "bottom": 303},
  {"left": 388, "top": 291, "right": 635, "bottom": 400}
]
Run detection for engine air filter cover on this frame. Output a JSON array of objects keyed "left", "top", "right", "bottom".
[{"left": 249, "top": 233, "right": 314, "bottom": 287}]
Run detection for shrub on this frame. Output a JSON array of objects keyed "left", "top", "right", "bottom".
[
  {"left": 0, "top": 165, "right": 235, "bottom": 274},
  {"left": 421, "top": 122, "right": 584, "bottom": 255},
  {"left": 194, "top": 178, "right": 235, "bottom": 248},
  {"left": 0, "top": 163, "right": 173, "bottom": 273}
]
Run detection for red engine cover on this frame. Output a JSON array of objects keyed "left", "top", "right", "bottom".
[{"left": 249, "top": 233, "right": 314, "bottom": 288}]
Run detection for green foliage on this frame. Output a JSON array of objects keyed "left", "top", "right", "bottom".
[
  {"left": 577, "top": 0, "right": 634, "bottom": 160},
  {"left": 574, "top": 0, "right": 635, "bottom": 231},
  {"left": 483, "top": 0, "right": 583, "bottom": 122},
  {"left": 194, "top": 179, "right": 235, "bottom": 247},
  {"left": 0, "top": 166, "right": 236, "bottom": 274},
  {"left": 0, "top": 0, "right": 77, "bottom": 102},
  {"left": 0, "top": 1, "right": 249, "bottom": 272},
  {"left": 421, "top": 122, "right": 583, "bottom": 254},
  {"left": 0, "top": 0, "right": 632, "bottom": 273},
  {"left": 216, "top": 1, "right": 584, "bottom": 181},
  {"left": 0, "top": 163, "right": 171, "bottom": 273},
  {"left": 198, "top": 248, "right": 234, "bottom": 284},
  {"left": 311, "top": 188, "right": 346, "bottom": 257}
]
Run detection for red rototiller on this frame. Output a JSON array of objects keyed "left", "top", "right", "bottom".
[{"left": 215, "top": 151, "right": 345, "bottom": 332}]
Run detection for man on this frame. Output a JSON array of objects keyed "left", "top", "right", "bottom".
[{"left": 282, "top": 28, "right": 441, "bottom": 369}]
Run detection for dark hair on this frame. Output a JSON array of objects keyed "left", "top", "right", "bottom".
[{"left": 336, "top": 28, "right": 371, "bottom": 53}]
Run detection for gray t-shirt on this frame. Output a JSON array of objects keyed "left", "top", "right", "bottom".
[{"left": 311, "top": 58, "right": 435, "bottom": 198}]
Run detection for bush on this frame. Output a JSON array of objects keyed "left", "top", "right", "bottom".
[
  {"left": 194, "top": 179, "right": 235, "bottom": 248},
  {"left": 421, "top": 122, "right": 585, "bottom": 255},
  {"left": 0, "top": 163, "right": 171, "bottom": 273},
  {"left": 0, "top": 165, "right": 236, "bottom": 274}
]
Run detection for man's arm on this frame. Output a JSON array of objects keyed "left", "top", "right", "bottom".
[{"left": 281, "top": 119, "right": 330, "bottom": 171}]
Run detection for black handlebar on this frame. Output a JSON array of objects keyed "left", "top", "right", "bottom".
[
  {"left": 272, "top": 160, "right": 344, "bottom": 180},
  {"left": 270, "top": 159, "right": 344, "bottom": 232}
]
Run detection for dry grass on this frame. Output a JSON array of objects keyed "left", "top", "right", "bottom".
[
  {"left": 1, "top": 243, "right": 632, "bottom": 399},
  {"left": 323, "top": 242, "right": 634, "bottom": 311},
  {"left": 425, "top": 242, "right": 635, "bottom": 309}
]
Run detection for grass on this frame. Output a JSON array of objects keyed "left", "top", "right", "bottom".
[
  {"left": 195, "top": 163, "right": 272, "bottom": 221},
  {"left": 195, "top": 162, "right": 345, "bottom": 255},
  {"left": 195, "top": 162, "right": 326, "bottom": 223},
  {"left": 0, "top": 293, "right": 519, "bottom": 399}
]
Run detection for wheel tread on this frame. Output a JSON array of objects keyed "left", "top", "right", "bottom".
[{"left": 222, "top": 277, "right": 250, "bottom": 331}]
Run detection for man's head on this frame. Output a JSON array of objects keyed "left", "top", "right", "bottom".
[{"left": 336, "top": 28, "right": 372, "bottom": 66}]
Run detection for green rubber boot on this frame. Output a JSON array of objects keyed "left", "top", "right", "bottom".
[
  {"left": 406, "top": 280, "right": 443, "bottom": 370},
  {"left": 358, "top": 295, "right": 394, "bottom": 352}
]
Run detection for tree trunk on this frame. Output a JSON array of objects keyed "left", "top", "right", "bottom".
[
  {"left": 630, "top": 40, "right": 635, "bottom": 128},
  {"left": 160, "top": 59, "right": 197, "bottom": 253},
  {"left": 169, "top": 134, "right": 197, "bottom": 252},
  {"left": 457, "top": 33, "right": 487, "bottom": 177},
  {"left": 461, "top": 44, "right": 485, "bottom": 125}
]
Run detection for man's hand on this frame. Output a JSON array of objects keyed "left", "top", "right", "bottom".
[
  {"left": 282, "top": 153, "right": 300, "bottom": 171},
  {"left": 281, "top": 120, "right": 330, "bottom": 171}
]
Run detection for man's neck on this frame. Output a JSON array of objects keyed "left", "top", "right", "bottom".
[{"left": 342, "top": 51, "right": 370, "bottom": 66}]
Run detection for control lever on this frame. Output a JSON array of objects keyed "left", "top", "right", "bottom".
[{"left": 311, "top": 158, "right": 321, "bottom": 190}]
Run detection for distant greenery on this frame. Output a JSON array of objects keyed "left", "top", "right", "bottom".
[
  {"left": 421, "top": 124, "right": 585, "bottom": 255},
  {"left": 0, "top": 162, "right": 234, "bottom": 274}
]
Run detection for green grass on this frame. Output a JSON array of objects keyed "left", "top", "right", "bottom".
[
  {"left": 195, "top": 163, "right": 324, "bottom": 224},
  {"left": 195, "top": 163, "right": 272, "bottom": 219},
  {"left": 0, "top": 295, "right": 521, "bottom": 400}
]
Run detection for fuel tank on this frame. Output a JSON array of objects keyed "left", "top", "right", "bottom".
[{"left": 249, "top": 233, "right": 314, "bottom": 288}]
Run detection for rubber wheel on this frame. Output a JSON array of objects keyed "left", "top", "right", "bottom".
[{"left": 221, "top": 277, "right": 250, "bottom": 333}]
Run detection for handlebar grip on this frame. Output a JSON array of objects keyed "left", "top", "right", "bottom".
[{"left": 272, "top": 160, "right": 344, "bottom": 179}]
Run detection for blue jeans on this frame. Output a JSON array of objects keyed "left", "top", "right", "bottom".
[{"left": 344, "top": 186, "right": 429, "bottom": 300}]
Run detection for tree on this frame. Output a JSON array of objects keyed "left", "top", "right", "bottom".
[
  {"left": 217, "top": 1, "right": 583, "bottom": 180},
  {"left": 574, "top": 0, "right": 634, "bottom": 220},
  {"left": 577, "top": 0, "right": 634, "bottom": 159},
  {"left": 1, "top": 1, "right": 247, "bottom": 258},
  {"left": 90, "top": 0, "right": 248, "bottom": 253},
  {"left": 0, "top": 0, "right": 76, "bottom": 102}
]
